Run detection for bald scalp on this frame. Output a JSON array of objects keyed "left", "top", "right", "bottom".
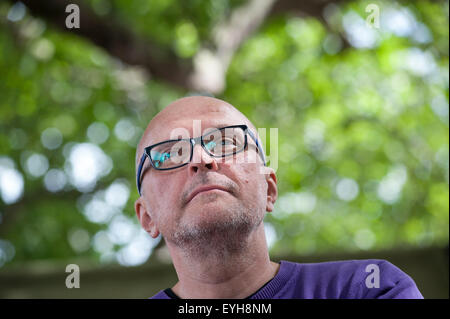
[{"left": 135, "top": 96, "right": 259, "bottom": 175}]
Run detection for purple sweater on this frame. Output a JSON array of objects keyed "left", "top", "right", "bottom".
[{"left": 150, "top": 259, "right": 424, "bottom": 299}]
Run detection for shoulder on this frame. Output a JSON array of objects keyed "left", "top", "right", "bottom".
[
  {"left": 281, "top": 259, "right": 423, "bottom": 299},
  {"left": 149, "top": 289, "right": 172, "bottom": 299}
]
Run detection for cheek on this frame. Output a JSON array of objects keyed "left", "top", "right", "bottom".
[
  {"left": 235, "top": 163, "right": 266, "bottom": 200},
  {"left": 241, "top": 162, "right": 262, "bottom": 180},
  {"left": 146, "top": 176, "right": 182, "bottom": 221}
]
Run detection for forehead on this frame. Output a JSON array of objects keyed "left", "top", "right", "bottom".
[{"left": 146, "top": 104, "right": 246, "bottom": 145}]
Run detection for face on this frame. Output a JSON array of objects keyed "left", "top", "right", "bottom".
[{"left": 135, "top": 97, "right": 277, "bottom": 255}]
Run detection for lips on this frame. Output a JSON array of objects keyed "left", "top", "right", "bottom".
[{"left": 186, "top": 185, "right": 231, "bottom": 204}]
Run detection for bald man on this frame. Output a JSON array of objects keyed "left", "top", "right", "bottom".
[{"left": 135, "top": 96, "right": 423, "bottom": 299}]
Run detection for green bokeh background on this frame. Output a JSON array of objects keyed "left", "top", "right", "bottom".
[{"left": 0, "top": 0, "right": 448, "bottom": 296}]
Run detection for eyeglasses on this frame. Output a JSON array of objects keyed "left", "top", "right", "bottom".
[{"left": 136, "top": 124, "right": 266, "bottom": 196}]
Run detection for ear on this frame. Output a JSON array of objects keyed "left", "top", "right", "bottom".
[
  {"left": 263, "top": 167, "right": 278, "bottom": 213},
  {"left": 135, "top": 197, "right": 160, "bottom": 238}
]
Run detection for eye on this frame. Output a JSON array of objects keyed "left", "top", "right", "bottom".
[
  {"left": 221, "top": 137, "right": 237, "bottom": 146},
  {"left": 222, "top": 139, "right": 233, "bottom": 145}
]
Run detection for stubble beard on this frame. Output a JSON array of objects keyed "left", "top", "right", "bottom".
[{"left": 166, "top": 197, "right": 264, "bottom": 261}]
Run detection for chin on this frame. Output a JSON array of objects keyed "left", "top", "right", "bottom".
[
  {"left": 186, "top": 191, "right": 233, "bottom": 209},
  {"left": 185, "top": 202, "right": 231, "bottom": 217},
  {"left": 182, "top": 200, "right": 241, "bottom": 224}
]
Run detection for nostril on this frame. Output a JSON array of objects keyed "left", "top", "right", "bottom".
[{"left": 205, "top": 163, "right": 213, "bottom": 169}]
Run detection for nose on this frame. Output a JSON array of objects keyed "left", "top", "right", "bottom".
[{"left": 188, "top": 143, "right": 219, "bottom": 174}]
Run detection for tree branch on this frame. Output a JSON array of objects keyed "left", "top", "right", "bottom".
[
  {"left": 190, "top": 0, "right": 277, "bottom": 93},
  {"left": 270, "top": 0, "right": 345, "bottom": 17},
  {"left": 9, "top": 0, "right": 356, "bottom": 94},
  {"left": 17, "top": 0, "right": 194, "bottom": 90}
]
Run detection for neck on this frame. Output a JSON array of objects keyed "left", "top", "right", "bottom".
[{"left": 166, "top": 225, "right": 279, "bottom": 299}]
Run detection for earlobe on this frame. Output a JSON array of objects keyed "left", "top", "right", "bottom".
[
  {"left": 265, "top": 168, "right": 278, "bottom": 213},
  {"left": 135, "top": 198, "right": 160, "bottom": 238}
]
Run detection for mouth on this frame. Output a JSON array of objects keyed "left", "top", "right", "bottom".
[{"left": 186, "top": 185, "right": 231, "bottom": 204}]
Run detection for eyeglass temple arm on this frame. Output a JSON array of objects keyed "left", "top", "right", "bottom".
[
  {"left": 247, "top": 129, "right": 266, "bottom": 166},
  {"left": 136, "top": 153, "right": 147, "bottom": 196}
]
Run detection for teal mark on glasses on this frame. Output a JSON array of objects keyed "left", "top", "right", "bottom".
[
  {"left": 205, "top": 141, "right": 216, "bottom": 150},
  {"left": 153, "top": 141, "right": 216, "bottom": 168},
  {"left": 153, "top": 151, "right": 170, "bottom": 168}
]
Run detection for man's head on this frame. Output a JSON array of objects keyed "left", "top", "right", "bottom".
[{"left": 134, "top": 96, "right": 277, "bottom": 259}]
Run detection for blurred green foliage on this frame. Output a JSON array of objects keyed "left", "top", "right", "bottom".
[{"left": 0, "top": 0, "right": 448, "bottom": 267}]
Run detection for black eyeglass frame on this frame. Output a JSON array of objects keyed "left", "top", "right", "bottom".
[{"left": 136, "top": 124, "right": 266, "bottom": 196}]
